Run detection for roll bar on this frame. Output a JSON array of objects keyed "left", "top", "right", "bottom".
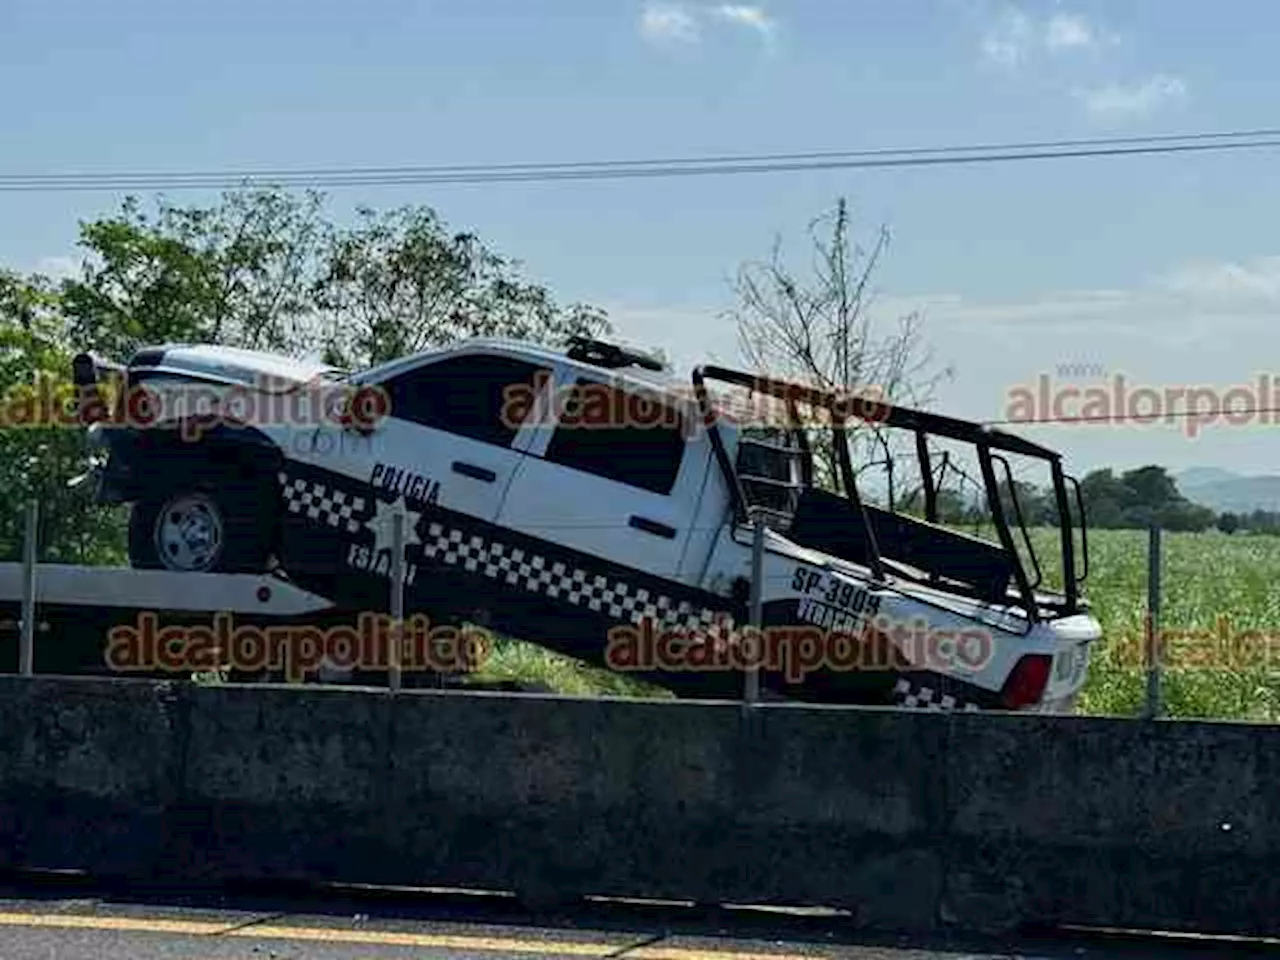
[{"left": 690, "top": 364, "right": 1087, "bottom": 618}]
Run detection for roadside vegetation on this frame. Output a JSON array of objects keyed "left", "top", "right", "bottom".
[{"left": 1032, "top": 527, "right": 1280, "bottom": 721}]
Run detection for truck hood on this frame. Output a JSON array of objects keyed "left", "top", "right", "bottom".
[{"left": 127, "top": 344, "right": 345, "bottom": 389}]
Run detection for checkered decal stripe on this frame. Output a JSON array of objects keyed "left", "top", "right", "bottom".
[
  {"left": 280, "top": 472, "right": 989, "bottom": 705},
  {"left": 418, "top": 521, "right": 732, "bottom": 635},
  {"left": 892, "top": 677, "right": 982, "bottom": 712},
  {"left": 279, "top": 473, "right": 733, "bottom": 636},
  {"left": 280, "top": 473, "right": 366, "bottom": 535}
]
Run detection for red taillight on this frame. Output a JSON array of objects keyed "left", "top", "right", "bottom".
[{"left": 1000, "top": 654, "right": 1052, "bottom": 710}]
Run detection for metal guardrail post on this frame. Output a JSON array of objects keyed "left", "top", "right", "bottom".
[
  {"left": 744, "top": 511, "right": 764, "bottom": 706},
  {"left": 1143, "top": 522, "right": 1162, "bottom": 719},
  {"left": 20, "top": 500, "right": 37, "bottom": 677},
  {"left": 389, "top": 510, "right": 404, "bottom": 693}
]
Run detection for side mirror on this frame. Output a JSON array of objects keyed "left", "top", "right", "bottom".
[{"left": 335, "top": 384, "right": 390, "bottom": 435}]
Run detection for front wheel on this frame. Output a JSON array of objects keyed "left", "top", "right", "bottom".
[{"left": 128, "top": 481, "right": 273, "bottom": 574}]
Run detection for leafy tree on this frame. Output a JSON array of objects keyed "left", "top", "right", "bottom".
[
  {"left": 1122, "top": 465, "right": 1180, "bottom": 509},
  {"left": 1217, "top": 512, "right": 1240, "bottom": 535},
  {"left": 1246, "top": 510, "right": 1280, "bottom": 535},
  {"left": 61, "top": 189, "right": 327, "bottom": 358},
  {"left": 1055, "top": 465, "right": 1219, "bottom": 532},
  {"left": 1078, "top": 468, "right": 1130, "bottom": 526},
  {"left": 1, "top": 189, "right": 611, "bottom": 566},
  {"left": 1156, "top": 500, "right": 1216, "bottom": 532},
  {"left": 995, "top": 477, "right": 1056, "bottom": 527},
  {"left": 0, "top": 270, "right": 126, "bottom": 563},
  {"left": 58, "top": 189, "right": 610, "bottom": 367},
  {"left": 311, "top": 204, "right": 609, "bottom": 367}
]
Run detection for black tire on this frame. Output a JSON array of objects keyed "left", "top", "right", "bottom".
[{"left": 128, "top": 465, "right": 275, "bottom": 574}]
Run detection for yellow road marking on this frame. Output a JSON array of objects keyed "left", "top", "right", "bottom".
[
  {"left": 629, "top": 949, "right": 828, "bottom": 960},
  {"left": 0, "top": 910, "right": 834, "bottom": 959},
  {"left": 227, "top": 923, "right": 623, "bottom": 954},
  {"left": 0, "top": 911, "right": 234, "bottom": 935}
]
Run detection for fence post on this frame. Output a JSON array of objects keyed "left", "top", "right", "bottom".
[
  {"left": 1143, "top": 522, "right": 1163, "bottom": 719},
  {"left": 744, "top": 511, "right": 764, "bottom": 707},
  {"left": 389, "top": 510, "right": 404, "bottom": 693},
  {"left": 20, "top": 500, "right": 38, "bottom": 677}
]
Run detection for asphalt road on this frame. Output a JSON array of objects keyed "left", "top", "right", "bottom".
[{"left": 0, "top": 878, "right": 1271, "bottom": 960}]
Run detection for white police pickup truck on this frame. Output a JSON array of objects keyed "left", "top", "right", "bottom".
[{"left": 72, "top": 335, "right": 1101, "bottom": 712}]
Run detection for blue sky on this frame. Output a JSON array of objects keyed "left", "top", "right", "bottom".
[{"left": 5, "top": 0, "right": 1280, "bottom": 476}]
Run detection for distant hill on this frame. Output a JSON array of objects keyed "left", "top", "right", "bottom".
[
  {"left": 1175, "top": 468, "right": 1280, "bottom": 514},
  {"left": 1176, "top": 467, "right": 1241, "bottom": 488}
]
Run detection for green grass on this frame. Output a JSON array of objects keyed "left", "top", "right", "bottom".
[
  {"left": 1027, "top": 527, "right": 1280, "bottom": 721},
  {"left": 461, "top": 634, "right": 673, "bottom": 699},
  {"left": 468, "top": 528, "right": 1280, "bottom": 722}
]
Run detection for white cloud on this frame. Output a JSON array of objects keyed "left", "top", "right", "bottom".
[
  {"left": 981, "top": 7, "right": 1034, "bottom": 68},
  {"left": 890, "top": 256, "right": 1280, "bottom": 338},
  {"left": 639, "top": 2, "right": 778, "bottom": 50},
  {"left": 974, "top": 8, "right": 1179, "bottom": 123},
  {"left": 1158, "top": 256, "right": 1280, "bottom": 305},
  {"left": 639, "top": 2, "right": 700, "bottom": 45},
  {"left": 1076, "top": 74, "right": 1187, "bottom": 121},
  {"left": 870, "top": 266, "right": 1280, "bottom": 473},
  {"left": 609, "top": 257, "right": 1280, "bottom": 473},
  {"left": 878, "top": 288, "right": 1138, "bottom": 333},
  {"left": 981, "top": 7, "right": 1115, "bottom": 67},
  {"left": 1045, "top": 12, "right": 1109, "bottom": 52},
  {"left": 712, "top": 4, "right": 776, "bottom": 38}
]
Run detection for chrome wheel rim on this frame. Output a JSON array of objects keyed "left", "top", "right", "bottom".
[{"left": 154, "top": 493, "right": 223, "bottom": 571}]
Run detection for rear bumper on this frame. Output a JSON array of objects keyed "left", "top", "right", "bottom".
[{"left": 1034, "top": 690, "right": 1081, "bottom": 715}]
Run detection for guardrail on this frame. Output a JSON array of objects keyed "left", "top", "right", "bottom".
[{"left": 0, "top": 675, "right": 1277, "bottom": 939}]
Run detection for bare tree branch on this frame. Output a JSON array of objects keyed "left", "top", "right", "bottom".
[{"left": 724, "top": 197, "right": 954, "bottom": 490}]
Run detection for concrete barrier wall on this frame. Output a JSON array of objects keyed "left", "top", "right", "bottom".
[{"left": 1, "top": 676, "right": 1279, "bottom": 937}]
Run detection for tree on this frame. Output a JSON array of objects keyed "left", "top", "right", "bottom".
[
  {"left": 61, "top": 189, "right": 328, "bottom": 358},
  {"left": 1074, "top": 465, "right": 1216, "bottom": 531},
  {"left": 57, "top": 189, "right": 610, "bottom": 367},
  {"left": 725, "top": 198, "right": 952, "bottom": 495},
  {"left": 1217, "top": 512, "right": 1240, "bottom": 535},
  {"left": 996, "top": 477, "right": 1056, "bottom": 527},
  {"left": 1157, "top": 500, "right": 1216, "bottom": 533},
  {"left": 0, "top": 270, "right": 127, "bottom": 563},
  {"left": 1078, "top": 468, "right": 1132, "bottom": 526},
  {"left": 0, "top": 189, "right": 611, "bottom": 566},
  {"left": 1122, "top": 465, "right": 1180, "bottom": 509},
  {"left": 311, "top": 204, "right": 609, "bottom": 367}
]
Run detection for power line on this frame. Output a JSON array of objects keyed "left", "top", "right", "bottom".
[
  {"left": 985, "top": 406, "right": 1280, "bottom": 427},
  {"left": 9, "top": 126, "right": 1280, "bottom": 181},
  {"left": 3, "top": 128, "right": 1280, "bottom": 192}
]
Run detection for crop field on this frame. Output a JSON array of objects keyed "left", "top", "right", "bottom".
[
  {"left": 1035, "top": 527, "right": 1280, "bottom": 721},
  {"left": 473, "top": 528, "right": 1280, "bottom": 721}
]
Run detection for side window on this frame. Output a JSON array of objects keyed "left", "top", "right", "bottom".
[
  {"left": 380, "top": 354, "right": 551, "bottom": 447},
  {"left": 544, "top": 378, "right": 686, "bottom": 494}
]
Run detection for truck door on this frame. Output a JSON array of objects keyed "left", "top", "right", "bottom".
[
  {"left": 279, "top": 351, "right": 554, "bottom": 605},
  {"left": 296, "top": 352, "right": 554, "bottom": 520},
  {"left": 495, "top": 368, "right": 710, "bottom": 586}
]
